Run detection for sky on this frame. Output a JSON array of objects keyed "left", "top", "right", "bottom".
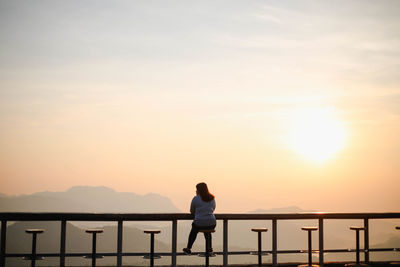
[{"left": 0, "top": 0, "right": 399, "bottom": 213}]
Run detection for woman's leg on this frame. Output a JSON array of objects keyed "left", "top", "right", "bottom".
[{"left": 186, "top": 222, "right": 199, "bottom": 249}]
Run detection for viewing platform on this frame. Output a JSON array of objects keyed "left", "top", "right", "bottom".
[{"left": 1, "top": 212, "right": 400, "bottom": 267}]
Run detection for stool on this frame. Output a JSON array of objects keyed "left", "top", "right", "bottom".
[
  {"left": 299, "top": 227, "right": 318, "bottom": 267},
  {"left": 84, "top": 229, "right": 104, "bottom": 267},
  {"left": 143, "top": 230, "right": 162, "bottom": 267},
  {"left": 23, "top": 229, "right": 45, "bottom": 267},
  {"left": 251, "top": 228, "right": 268, "bottom": 267},
  {"left": 198, "top": 229, "right": 216, "bottom": 267},
  {"left": 345, "top": 227, "right": 369, "bottom": 267}
]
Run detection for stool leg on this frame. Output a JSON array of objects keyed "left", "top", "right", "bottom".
[
  {"left": 258, "top": 232, "right": 262, "bottom": 267},
  {"left": 308, "top": 230, "right": 312, "bottom": 267},
  {"left": 31, "top": 233, "right": 37, "bottom": 267},
  {"left": 205, "top": 233, "right": 210, "bottom": 267},
  {"left": 92, "top": 233, "right": 97, "bottom": 267},
  {"left": 150, "top": 233, "right": 154, "bottom": 267},
  {"left": 355, "top": 230, "right": 360, "bottom": 265}
]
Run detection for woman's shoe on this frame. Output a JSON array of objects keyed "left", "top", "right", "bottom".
[{"left": 182, "top": 248, "right": 191, "bottom": 255}]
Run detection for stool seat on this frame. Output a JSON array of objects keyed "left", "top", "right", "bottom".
[
  {"left": 84, "top": 229, "right": 103, "bottom": 267},
  {"left": 350, "top": 227, "right": 365, "bottom": 231},
  {"left": 25, "top": 229, "right": 45, "bottom": 234},
  {"left": 85, "top": 229, "right": 104, "bottom": 234},
  {"left": 197, "top": 229, "right": 215, "bottom": 267},
  {"left": 198, "top": 229, "right": 215, "bottom": 233},
  {"left": 302, "top": 227, "right": 318, "bottom": 231},
  {"left": 24, "top": 228, "right": 46, "bottom": 267},
  {"left": 299, "top": 227, "right": 319, "bottom": 267},
  {"left": 144, "top": 230, "right": 161, "bottom": 234},
  {"left": 143, "top": 229, "right": 162, "bottom": 267},
  {"left": 252, "top": 228, "right": 268, "bottom": 232},
  {"left": 347, "top": 227, "right": 368, "bottom": 267},
  {"left": 250, "top": 226, "right": 269, "bottom": 267}
]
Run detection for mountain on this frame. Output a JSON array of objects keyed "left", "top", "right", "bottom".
[{"left": 0, "top": 186, "right": 180, "bottom": 212}]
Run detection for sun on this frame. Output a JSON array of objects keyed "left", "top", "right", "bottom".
[{"left": 286, "top": 107, "right": 347, "bottom": 163}]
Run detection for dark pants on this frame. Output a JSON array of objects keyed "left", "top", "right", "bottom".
[{"left": 187, "top": 222, "right": 216, "bottom": 249}]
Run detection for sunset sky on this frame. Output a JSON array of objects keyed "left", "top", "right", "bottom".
[{"left": 1, "top": 0, "right": 399, "bottom": 212}]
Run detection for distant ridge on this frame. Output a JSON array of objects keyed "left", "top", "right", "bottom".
[{"left": 0, "top": 186, "right": 180, "bottom": 212}]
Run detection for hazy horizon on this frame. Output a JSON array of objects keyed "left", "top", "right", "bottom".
[
  {"left": 1, "top": 184, "right": 398, "bottom": 214},
  {"left": 0, "top": 184, "right": 312, "bottom": 213},
  {"left": 1, "top": 1, "right": 399, "bottom": 213}
]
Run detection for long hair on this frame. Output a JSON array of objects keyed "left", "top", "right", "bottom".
[{"left": 196, "top": 182, "right": 215, "bottom": 202}]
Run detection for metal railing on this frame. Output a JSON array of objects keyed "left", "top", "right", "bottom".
[{"left": 1, "top": 212, "right": 400, "bottom": 266}]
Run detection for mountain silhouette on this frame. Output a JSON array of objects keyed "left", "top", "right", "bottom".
[{"left": 0, "top": 186, "right": 180, "bottom": 212}]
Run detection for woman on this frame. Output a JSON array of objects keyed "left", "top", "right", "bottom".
[{"left": 183, "top": 182, "right": 216, "bottom": 254}]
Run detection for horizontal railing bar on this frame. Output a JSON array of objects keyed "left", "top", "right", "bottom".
[
  {"left": 5, "top": 248, "right": 399, "bottom": 258},
  {"left": 1, "top": 212, "right": 400, "bottom": 221}
]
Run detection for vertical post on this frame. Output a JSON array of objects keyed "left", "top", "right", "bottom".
[
  {"left": 117, "top": 220, "right": 123, "bottom": 267},
  {"left": 364, "top": 218, "right": 369, "bottom": 263},
  {"left": 272, "top": 219, "right": 277, "bottom": 267},
  {"left": 92, "top": 233, "right": 96, "bottom": 267},
  {"left": 308, "top": 230, "right": 312, "bottom": 266},
  {"left": 60, "top": 220, "right": 66, "bottom": 267},
  {"left": 171, "top": 220, "right": 177, "bottom": 267},
  {"left": 223, "top": 219, "right": 228, "bottom": 267},
  {"left": 257, "top": 232, "right": 262, "bottom": 267},
  {"left": 31, "top": 233, "right": 37, "bottom": 267},
  {"left": 1, "top": 220, "right": 7, "bottom": 267},
  {"left": 355, "top": 230, "right": 360, "bottom": 265},
  {"left": 150, "top": 233, "right": 155, "bottom": 267},
  {"left": 319, "top": 218, "right": 324, "bottom": 266},
  {"left": 205, "top": 234, "right": 210, "bottom": 267}
]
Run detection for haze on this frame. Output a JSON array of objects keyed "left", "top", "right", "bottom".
[{"left": 0, "top": 0, "right": 399, "bottom": 213}]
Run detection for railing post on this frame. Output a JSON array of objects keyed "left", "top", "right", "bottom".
[
  {"left": 1, "top": 220, "right": 6, "bottom": 267},
  {"left": 272, "top": 219, "right": 277, "bottom": 267},
  {"left": 319, "top": 218, "right": 324, "bottom": 266},
  {"left": 223, "top": 219, "right": 228, "bottom": 267},
  {"left": 364, "top": 218, "right": 369, "bottom": 263},
  {"left": 60, "top": 220, "right": 66, "bottom": 267},
  {"left": 171, "top": 219, "right": 177, "bottom": 267},
  {"left": 117, "top": 220, "right": 123, "bottom": 267}
]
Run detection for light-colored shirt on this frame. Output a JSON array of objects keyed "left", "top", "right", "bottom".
[{"left": 190, "top": 195, "right": 216, "bottom": 226}]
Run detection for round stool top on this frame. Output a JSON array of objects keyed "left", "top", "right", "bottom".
[
  {"left": 350, "top": 226, "right": 365, "bottom": 231},
  {"left": 25, "top": 229, "right": 45, "bottom": 234},
  {"left": 198, "top": 229, "right": 215, "bottom": 233},
  {"left": 396, "top": 226, "right": 400, "bottom": 230},
  {"left": 301, "top": 227, "right": 318, "bottom": 231},
  {"left": 85, "top": 229, "right": 104, "bottom": 234},
  {"left": 251, "top": 228, "right": 268, "bottom": 232},
  {"left": 144, "top": 229, "right": 161, "bottom": 234}
]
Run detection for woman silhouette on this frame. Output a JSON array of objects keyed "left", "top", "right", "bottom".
[{"left": 183, "top": 182, "right": 216, "bottom": 254}]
